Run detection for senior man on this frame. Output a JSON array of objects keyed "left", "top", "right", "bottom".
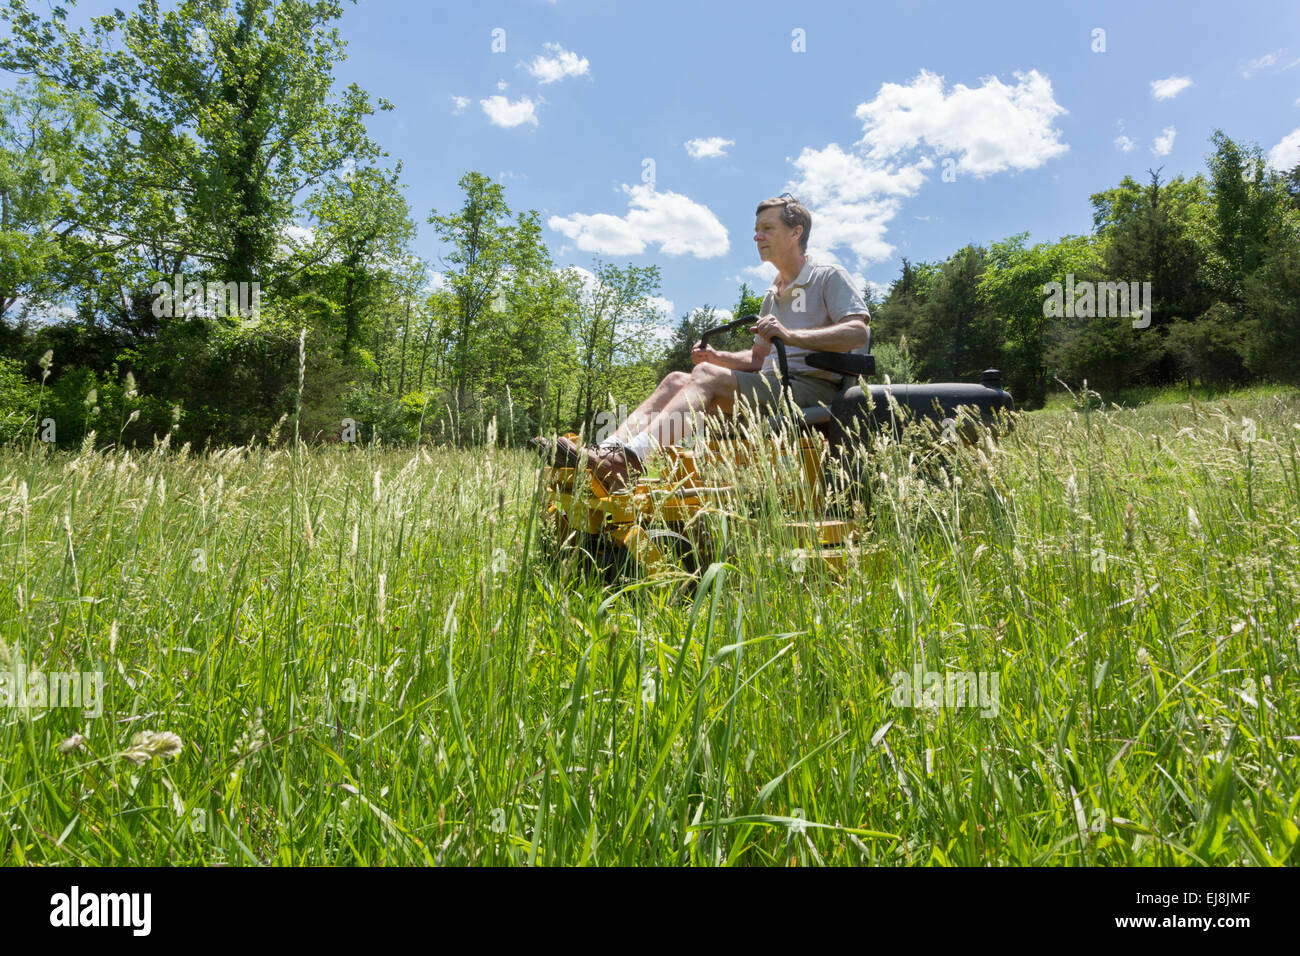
[{"left": 540, "top": 194, "right": 870, "bottom": 490}]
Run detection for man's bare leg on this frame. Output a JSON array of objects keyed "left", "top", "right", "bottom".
[
  {"left": 607, "top": 371, "right": 692, "bottom": 444},
  {"left": 636, "top": 365, "right": 738, "bottom": 451},
  {"left": 590, "top": 365, "right": 738, "bottom": 490}
]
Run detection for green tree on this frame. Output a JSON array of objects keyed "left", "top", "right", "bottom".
[
  {"left": 1204, "top": 131, "right": 1285, "bottom": 303},
  {"left": 0, "top": 79, "right": 101, "bottom": 326},
  {"left": 428, "top": 172, "right": 531, "bottom": 434},
  {"left": 568, "top": 259, "right": 662, "bottom": 434},
  {"left": 908, "top": 245, "right": 1001, "bottom": 381},
  {"left": 658, "top": 305, "right": 718, "bottom": 378},
  {"left": 1, "top": 0, "right": 384, "bottom": 287},
  {"left": 1090, "top": 168, "right": 1213, "bottom": 336},
  {"left": 979, "top": 234, "right": 1099, "bottom": 407}
]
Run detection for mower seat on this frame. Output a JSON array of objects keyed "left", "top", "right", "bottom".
[{"left": 789, "top": 327, "right": 875, "bottom": 428}]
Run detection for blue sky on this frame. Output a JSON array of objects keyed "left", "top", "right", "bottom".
[{"left": 17, "top": 0, "right": 1300, "bottom": 325}]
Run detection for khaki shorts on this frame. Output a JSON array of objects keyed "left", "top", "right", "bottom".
[{"left": 733, "top": 368, "right": 841, "bottom": 412}]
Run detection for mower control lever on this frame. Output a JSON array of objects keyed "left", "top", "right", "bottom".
[
  {"left": 697, "top": 313, "right": 794, "bottom": 405},
  {"left": 696, "top": 314, "right": 759, "bottom": 350}
]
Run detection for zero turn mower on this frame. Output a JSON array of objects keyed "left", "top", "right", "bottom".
[{"left": 537, "top": 316, "right": 1015, "bottom": 580}]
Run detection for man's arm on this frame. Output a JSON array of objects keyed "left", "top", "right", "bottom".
[
  {"left": 751, "top": 314, "right": 870, "bottom": 352},
  {"left": 691, "top": 343, "right": 769, "bottom": 372}
]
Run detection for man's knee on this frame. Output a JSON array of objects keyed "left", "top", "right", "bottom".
[
  {"left": 663, "top": 370, "right": 691, "bottom": 391},
  {"left": 690, "top": 363, "right": 734, "bottom": 392},
  {"left": 689, "top": 365, "right": 739, "bottom": 413}
]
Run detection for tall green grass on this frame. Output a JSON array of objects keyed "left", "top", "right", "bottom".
[{"left": 1, "top": 386, "right": 1297, "bottom": 865}]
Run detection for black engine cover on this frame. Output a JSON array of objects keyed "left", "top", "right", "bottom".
[{"left": 825, "top": 378, "right": 1014, "bottom": 450}]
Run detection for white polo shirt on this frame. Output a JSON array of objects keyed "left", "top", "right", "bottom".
[{"left": 757, "top": 259, "right": 870, "bottom": 382}]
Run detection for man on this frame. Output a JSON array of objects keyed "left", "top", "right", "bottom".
[{"left": 540, "top": 194, "right": 870, "bottom": 490}]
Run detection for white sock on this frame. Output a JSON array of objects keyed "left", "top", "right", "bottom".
[{"left": 623, "top": 430, "right": 656, "bottom": 462}]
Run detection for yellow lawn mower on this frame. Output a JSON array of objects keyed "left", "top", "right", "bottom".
[{"left": 535, "top": 315, "right": 1015, "bottom": 580}]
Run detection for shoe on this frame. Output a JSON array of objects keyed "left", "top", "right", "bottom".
[
  {"left": 591, "top": 446, "right": 643, "bottom": 493},
  {"left": 529, "top": 436, "right": 587, "bottom": 467}
]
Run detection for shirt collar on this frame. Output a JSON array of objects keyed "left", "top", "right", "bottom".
[{"left": 767, "top": 258, "right": 815, "bottom": 295}]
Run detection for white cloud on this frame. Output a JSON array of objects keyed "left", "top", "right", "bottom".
[
  {"left": 1267, "top": 128, "right": 1300, "bottom": 171},
  {"left": 524, "top": 43, "right": 590, "bottom": 84},
  {"left": 450, "top": 95, "right": 469, "bottom": 115},
  {"left": 1242, "top": 50, "right": 1282, "bottom": 78},
  {"left": 647, "top": 295, "right": 676, "bottom": 319},
  {"left": 790, "top": 142, "right": 931, "bottom": 202},
  {"left": 685, "top": 136, "right": 734, "bottom": 159},
  {"left": 852, "top": 69, "right": 1068, "bottom": 177},
  {"left": 726, "top": 70, "right": 1068, "bottom": 272},
  {"left": 780, "top": 144, "right": 933, "bottom": 267},
  {"left": 497, "top": 79, "right": 508, "bottom": 92},
  {"left": 283, "top": 223, "right": 315, "bottom": 245},
  {"left": 1150, "top": 75, "right": 1193, "bottom": 100},
  {"left": 480, "top": 95, "right": 539, "bottom": 128},
  {"left": 1114, "top": 135, "right": 1136, "bottom": 152},
  {"left": 548, "top": 183, "right": 729, "bottom": 258},
  {"left": 1152, "top": 126, "right": 1177, "bottom": 156}
]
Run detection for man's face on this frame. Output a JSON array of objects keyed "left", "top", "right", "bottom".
[{"left": 754, "top": 207, "right": 801, "bottom": 262}]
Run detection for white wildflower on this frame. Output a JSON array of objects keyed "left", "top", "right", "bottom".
[
  {"left": 58, "top": 734, "right": 86, "bottom": 754},
  {"left": 120, "top": 730, "right": 183, "bottom": 764},
  {"left": 788, "top": 808, "right": 807, "bottom": 837},
  {"left": 230, "top": 707, "right": 267, "bottom": 767}
]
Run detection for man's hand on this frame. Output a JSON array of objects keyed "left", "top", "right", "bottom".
[
  {"left": 751, "top": 313, "right": 793, "bottom": 346},
  {"left": 691, "top": 344, "right": 720, "bottom": 366}
]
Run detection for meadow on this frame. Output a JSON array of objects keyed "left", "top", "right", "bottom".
[{"left": 1, "top": 385, "right": 1298, "bottom": 866}]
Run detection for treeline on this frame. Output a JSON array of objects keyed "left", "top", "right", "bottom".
[
  {"left": 871, "top": 132, "right": 1300, "bottom": 406},
  {"left": 1, "top": 3, "right": 1297, "bottom": 452},
  {"left": 0, "top": 0, "right": 724, "bottom": 449}
]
